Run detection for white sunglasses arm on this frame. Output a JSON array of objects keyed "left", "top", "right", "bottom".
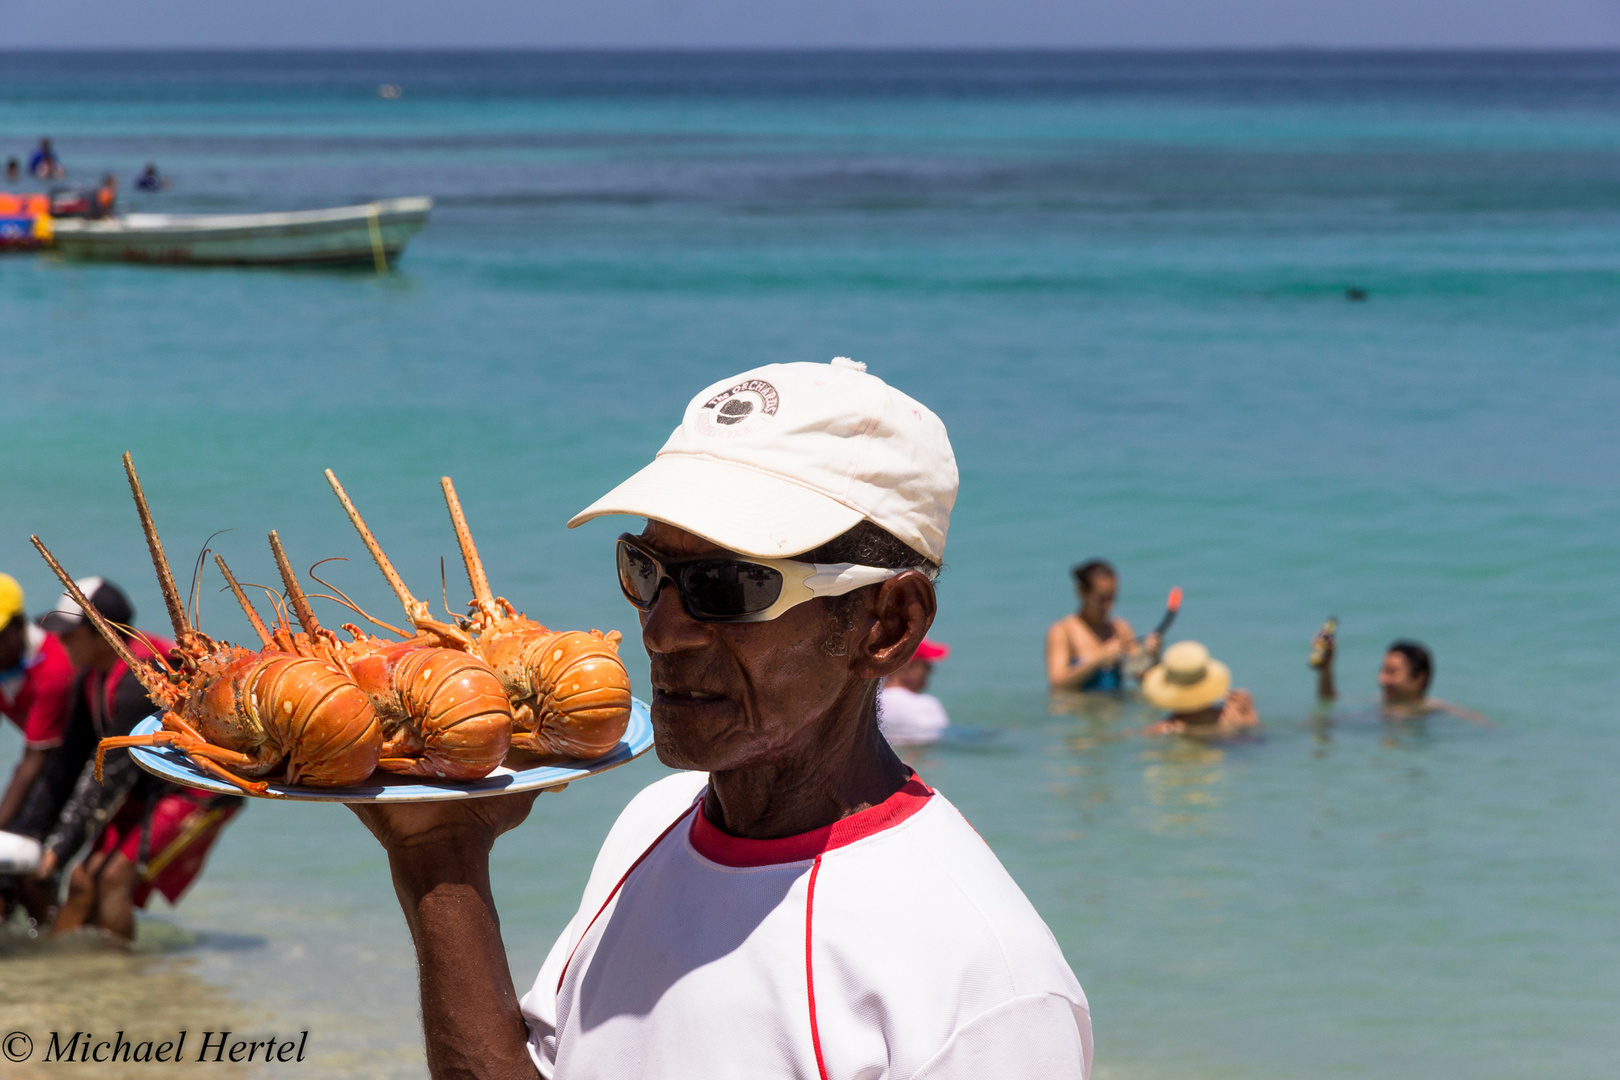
[{"left": 802, "top": 563, "right": 904, "bottom": 597}]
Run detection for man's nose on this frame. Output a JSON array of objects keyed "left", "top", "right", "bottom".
[{"left": 640, "top": 580, "right": 712, "bottom": 655}]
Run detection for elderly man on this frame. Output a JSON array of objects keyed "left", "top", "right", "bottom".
[{"left": 357, "top": 358, "right": 1091, "bottom": 1078}]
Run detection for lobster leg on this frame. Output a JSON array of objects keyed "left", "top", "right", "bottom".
[{"left": 95, "top": 730, "right": 271, "bottom": 797}]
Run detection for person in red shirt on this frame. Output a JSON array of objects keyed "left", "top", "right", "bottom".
[{"left": 0, "top": 574, "right": 75, "bottom": 832}]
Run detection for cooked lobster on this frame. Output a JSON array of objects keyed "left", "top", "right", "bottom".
[
  {"left": 31, "top": 454, "right": 381, "bottom": 797},
  {"left": 325, "top": 470, "right": 632, "bottom": 759}
]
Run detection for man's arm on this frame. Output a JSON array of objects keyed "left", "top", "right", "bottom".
[
  {"left": 352, "top": 794, "right": 543, "bottom": 1080},
  {"left": 0, "top": 746, "right": 53, "bottom": 830}
]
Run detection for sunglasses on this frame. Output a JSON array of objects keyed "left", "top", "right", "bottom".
[{"left": 616, "top": 533, "right": 906, "bottom": 623}]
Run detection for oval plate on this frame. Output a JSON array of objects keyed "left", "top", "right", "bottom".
[{"left": 126, "top": 697, "right": 654, "bottom": 802}]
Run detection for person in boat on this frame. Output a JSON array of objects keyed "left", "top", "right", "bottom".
[
  {"left": 134, "top": 163, "right": 166, "bottom": 192},
  {"left": 879, "top": 637, "right": 951, "bottom": 746},
  {"left": 90, "top": 174, "right": 117, "bottom": 219},
  {"left": 1142, "top": 641, "right": 1259, "bottom": 738},
  {"left": 29, "top": 579, "right": 242, "bottom": 940},
  {"left": 1046, "top": 559, "right": 1159, "bottom": 693},
  {"left": 1314, "top": 633, "right": 1486, "bottom": 724},
  {"left": 27, "top": 138, "right": 63, "bottom": 181},
  {"left": 352, "top": 358, "right": 1092, "bottom": 1078}
]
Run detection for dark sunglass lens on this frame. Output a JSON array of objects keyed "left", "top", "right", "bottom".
[
  {"left": 617, "top": 543, "right": 663, "bottom": 606},
  {"left": 681, "top": 560, "right": 784, "bottom": 619}
]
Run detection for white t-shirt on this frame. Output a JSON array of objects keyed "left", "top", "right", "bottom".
[
  {"left": 520, "top": 771, "right": 1091, "bottom": 1079},
  {"left": 878, "top": 686, "right": 950, "bottom": 745}
]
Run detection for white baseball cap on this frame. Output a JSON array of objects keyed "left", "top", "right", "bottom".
[{"left": 568, "top": 358, "right": 958, "bottom": 563}]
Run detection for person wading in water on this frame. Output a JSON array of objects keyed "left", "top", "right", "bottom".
[{"left": 1046, "top": 560, "right": 1159, "bottom": 693}]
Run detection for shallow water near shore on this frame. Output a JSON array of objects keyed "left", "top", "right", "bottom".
[{"left": 3, "top": 51, "right": 1620, "bottom": 1078}]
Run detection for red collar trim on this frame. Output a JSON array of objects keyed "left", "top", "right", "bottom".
[{"left": 688, "top": 773, "right": 934, "bottom": 868}]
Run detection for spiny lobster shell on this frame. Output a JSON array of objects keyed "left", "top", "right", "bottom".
[{"left": 342, "top": 639, "right": 512, "bottom": 781}]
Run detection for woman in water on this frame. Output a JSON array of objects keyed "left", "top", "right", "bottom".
[{"left": 1046, "top": 559, "right": 1159, "bottom": 692}]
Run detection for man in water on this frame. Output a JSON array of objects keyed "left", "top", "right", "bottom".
[
  {"left": 32, "top": 579, "right": 242, "bottom": 939},
  {"left": 1142, "top": 640, "right": 1259, "bottom": 738},
  {"left": 879, "top": 637, "right": 951, "bottom": 745},
  {"left": 1046, "top": 560, "right": 1158, "bottom": 692},
  {"left": 1315, "top": 634, "right": 1486, "bottom": 723},
  {"left": 354, "top": 358, "right": 1092, "bottom": 1077},
  {"left": 134, "top": 163, "right": 166, "bottom": 191}
]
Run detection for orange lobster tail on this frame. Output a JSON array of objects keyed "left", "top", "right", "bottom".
[
  {"left": 496, "top": 628, "right": 631, "bottom": 759},
  {"left": 251, "top": 655, "right": 383, "bottom": 787},
  {"left": 347, "top": 642, "right": 512, "bottom": 781}
]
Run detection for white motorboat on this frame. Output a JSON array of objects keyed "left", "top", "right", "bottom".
[{"left": 50, "top": 196, "right": 432, "bottom": 268}]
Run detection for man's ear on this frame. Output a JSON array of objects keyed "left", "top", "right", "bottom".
[{"left": 852, "top": 571, "right": 936, "bottom": 680}]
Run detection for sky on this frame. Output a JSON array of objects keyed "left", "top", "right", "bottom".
[{"left": 1, "top": 0, "right": 1618, "bottom": 49}]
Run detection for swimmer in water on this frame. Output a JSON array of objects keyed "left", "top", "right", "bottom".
[
  {"left": 1142, "top": 640, "right": 1259, "bottom": 738},
  {"left": 1047, "top": 559, "right": 1159, "bottom": 693},
  {"left": 1315, "top": 632, "right": 1487, "bottom": 724}
]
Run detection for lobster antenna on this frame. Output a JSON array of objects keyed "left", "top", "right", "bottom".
[
  {"left": 213, "top": 553, "right": 273, "bottom": 646},
  {"left": 268, "top": 531, "right": 322, "bottom": 634},
  {"left": 30, "top": 535, "right": 172, "bottom": 702},
  {"left": 306, "top": 560, "right": 410, "bottom": 639},
  {"left": 123, "top": 451, "right": 191, "bottom": 639},
  {"left": 324, "top": 469, "right": 425, "bottom": 619},
  {"left": 440, "top": 477, "right": 495, "bottom": 609},
  {"left": 188, "top": 529, "right": 232, "bottom": 630}
]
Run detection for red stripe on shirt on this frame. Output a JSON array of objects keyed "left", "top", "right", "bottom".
[
  {"left": 805, "top": 854, "right": 829, "bottom": 1080},
  {"left": 556, "top": 801, "right": 699, "bottom": 994},
  {"left": 688, "top": 773, "right": 934, "bottom": 868}
]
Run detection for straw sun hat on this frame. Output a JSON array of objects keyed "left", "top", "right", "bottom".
[{"left": 1142, "top": 641, "right": 1231, "bottom": 713}]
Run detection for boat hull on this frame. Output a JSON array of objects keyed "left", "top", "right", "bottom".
[{"left": 50, "top": 197, "right": 431, "bottom": 267}]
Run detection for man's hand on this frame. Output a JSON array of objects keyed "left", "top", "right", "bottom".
[
  {"left": 1219, "top": 689, "right": 1259, "bottom": 730},
  {"left": 33, "top": 848, "right": 57, "bottom": 881},
  {"left": 1140, "top": 632, "right": 1162, "bottom": 658},
  {"left": 349, "top": 789, "right": 542, "bottom": 860}
]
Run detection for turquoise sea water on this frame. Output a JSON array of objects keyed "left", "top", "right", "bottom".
[{"left": 2, "top": 51, "right": 1619, "bottom": 1077}]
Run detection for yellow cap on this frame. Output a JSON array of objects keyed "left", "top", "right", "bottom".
[{"left": 0, "top": 574, "right": 23, "bottom": 629}]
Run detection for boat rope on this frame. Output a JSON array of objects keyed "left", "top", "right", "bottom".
[{"left": 368, "top": 204, "right": 388, "bottom": 274}]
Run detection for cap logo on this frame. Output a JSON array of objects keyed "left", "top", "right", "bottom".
[{"left": 697, "top": 379, "right": 779, "bottom": 438}]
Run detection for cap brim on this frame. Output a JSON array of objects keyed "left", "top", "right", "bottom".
[
  {"left": 568, "top": 454, "right": 865, "bottom": 559},
  {"left": 37, "top": 612, "right": 81, "bottom": 634},
  {"left": 1142, "top": 660, "right": 1231, "bottom": 713}
]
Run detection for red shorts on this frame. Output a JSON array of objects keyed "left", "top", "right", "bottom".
[{"left": 93, "top": 790, "right": 239, "bottom": 908}]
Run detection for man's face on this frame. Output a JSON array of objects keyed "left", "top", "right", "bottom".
[
  {"left": 1378, "top": 651, "right": 1426, "bottom": 703},
  {"left": 60, "top": 622, "right": 108, "bottom": 670},
  {"left": 0, "top": 617, "right": 24, "bottom": 670},
  {"left": 635, "top": 521, "right": 874, "bottom": 774},
  {"left": 1081, "top": 574, "right": 1117, "bottom": 617}
]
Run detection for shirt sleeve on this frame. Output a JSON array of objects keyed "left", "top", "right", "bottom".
[
  {"left": 911, "top": 993, "right": 1092, "bottom": 1080},
  {"left": 20, "top": 646, "right": 75, "bottom": 748}
]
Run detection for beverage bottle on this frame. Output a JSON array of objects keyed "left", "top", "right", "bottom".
[{"left": 1308, "top": 616, "right": 1338, "bottom": 669}]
